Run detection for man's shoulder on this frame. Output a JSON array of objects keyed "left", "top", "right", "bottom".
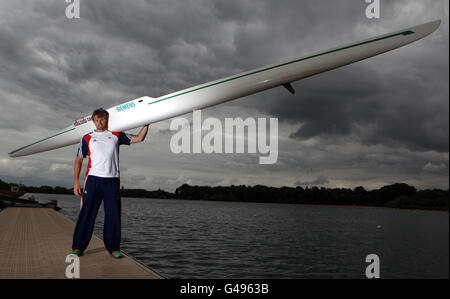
[
  {"left": 81, "top": 131, "right": 94, "bottom": 141},
  {"left": 110, "top": 131, "right": 120, "bottom": 138},
  {"left": 110, "top": 131, "right": 128, "bottom": 136}
]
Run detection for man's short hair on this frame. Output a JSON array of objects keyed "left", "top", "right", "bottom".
[{"left": 92, "top": 108, "right": 109, "bottom": 120}]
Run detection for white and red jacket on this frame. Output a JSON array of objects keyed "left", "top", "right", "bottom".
[{"left": 76, "top": 130, "right": 132, "bottom": 178}]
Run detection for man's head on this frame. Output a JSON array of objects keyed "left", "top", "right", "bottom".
[{"left": 92, "top": 108, "right": 109, "bottom": 132}]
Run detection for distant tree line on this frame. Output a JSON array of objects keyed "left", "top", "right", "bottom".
[
  {"left": 119, "top": 187, "right": 174, "bottom": 199},
  {"left": 0, "top": 178, "right": 448, "bottom": 210},
  {"left": 0, "top": 179, "right": 173, "bottom": 198},
  {"left": 174, "top": 183, "right": 448, "bottom": 210}
]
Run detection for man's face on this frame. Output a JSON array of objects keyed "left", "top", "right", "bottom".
[{"left": 93, "top": 115, "right": 108, "bottom": 131}]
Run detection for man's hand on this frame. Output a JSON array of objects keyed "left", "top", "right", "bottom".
[
  {"left": 73, "top": 181, "right": 82, "bottom": 197},
  {"left": 73, "top": 157, "right": 83, "bottom": 197}
]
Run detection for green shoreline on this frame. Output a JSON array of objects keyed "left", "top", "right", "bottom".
[{"left": 1, "top": 178, "right": 448, "bottom": 211}]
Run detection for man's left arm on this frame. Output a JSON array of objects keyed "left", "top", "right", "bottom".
[{"left": 130, "top": 124, "right": 149, "bottom": 144}]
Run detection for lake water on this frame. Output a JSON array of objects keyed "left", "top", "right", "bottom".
[{"left": 29, "top": 193, "right": 448, "bottom": 279}]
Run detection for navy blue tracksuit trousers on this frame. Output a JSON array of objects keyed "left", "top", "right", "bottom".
[{"left": 72, "top": 175, "right": 121, "bottom": 254}]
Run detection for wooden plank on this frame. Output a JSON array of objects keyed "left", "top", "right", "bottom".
[{"left": 0, "top": 207, "right": 162, "bottom": 279}]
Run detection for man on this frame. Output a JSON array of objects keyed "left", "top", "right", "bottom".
[{"left": 71, "top": 108, "right": 149, "bottom": 258}]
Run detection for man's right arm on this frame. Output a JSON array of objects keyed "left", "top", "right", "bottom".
[{"left": 73, "top": 157, "right": 83, "bottom": 197}]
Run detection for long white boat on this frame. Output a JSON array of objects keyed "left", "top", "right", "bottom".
[{"left": 9, "top": 20, "right": 440, "bottom": 158}]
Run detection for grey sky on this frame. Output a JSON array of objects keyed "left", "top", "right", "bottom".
[{"left": 0, "top": 0, "right": 448, "bottom": 192}]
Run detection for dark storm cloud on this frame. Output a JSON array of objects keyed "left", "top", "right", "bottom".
[{"left": 257, "top": 56, "right": 449, "bottom": 153}]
